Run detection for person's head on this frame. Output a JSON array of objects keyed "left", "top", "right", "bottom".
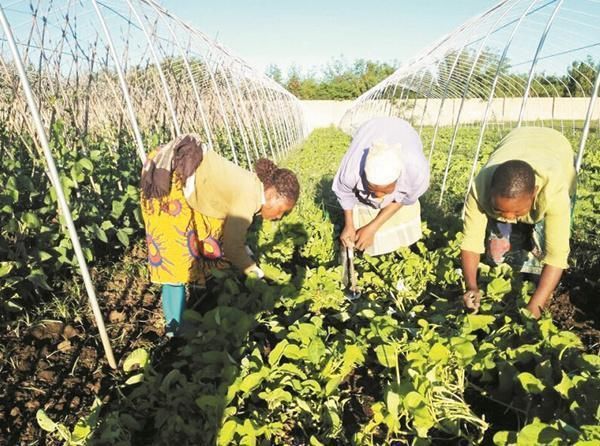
[
  {"left": 255, "top": 158, "right": 300, "bottom": 220},
  {"left": 364, "top": 140, "right": 403, "bottom": 198},
  {"left": 490, "top": 160, "right": 537, "bottom": 221},
  {"left": 366, "top": 181, "right": 396, "bottom": 198}
]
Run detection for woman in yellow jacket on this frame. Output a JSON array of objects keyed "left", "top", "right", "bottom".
[{"left": 140, "top": 134, "right": 299, "bottom": 335}]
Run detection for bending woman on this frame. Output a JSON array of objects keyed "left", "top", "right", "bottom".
[
  {"left": 332, "top": 117, "right": 430, "bottom": 256},
  {"left": 140, "top": 134, "right": 299, "bottom": 335}
]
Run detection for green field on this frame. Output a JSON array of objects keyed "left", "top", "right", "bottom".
[{"left": 1, "top": 126, "right": 599, "bottom": 445}]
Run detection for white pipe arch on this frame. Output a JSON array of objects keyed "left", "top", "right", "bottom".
[{"left": 0, "top": 0, "right": 306, "bottom": 367}]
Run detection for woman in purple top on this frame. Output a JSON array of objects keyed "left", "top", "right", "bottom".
[{"left": 332, "top": 117, "right": 430, "bottom": 256}]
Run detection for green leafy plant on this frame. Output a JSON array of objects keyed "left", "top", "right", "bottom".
[{"left": 52, "top": 127, "right": 600, "bottom": 445}]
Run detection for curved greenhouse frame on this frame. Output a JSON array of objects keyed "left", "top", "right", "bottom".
[
  {"left": 0, "top": 0, "right": 305, "bottom": 367},
  {"left": 340, "top": 0, "right": 600, "bottom": 206}
]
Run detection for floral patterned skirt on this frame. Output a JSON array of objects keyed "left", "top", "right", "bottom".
[{"left": 141, "top": 153, "right": 227, "bottom": 286}]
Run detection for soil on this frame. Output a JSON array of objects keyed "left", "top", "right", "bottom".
[
  {"left": 0, "top": 245, "right": 163, "bottom": 445},
  {"left": 550, "top": 270, "right": 600, "bottom": 354},
  {"left": 342, "top": 366, "right": 381, "bottom": 439}
]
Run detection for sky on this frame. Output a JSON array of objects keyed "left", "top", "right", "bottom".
[{"left": 160, "top": 0, "right": 498, "bottom": 76}]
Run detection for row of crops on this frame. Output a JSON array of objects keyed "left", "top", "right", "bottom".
[
  {"left": 0, "top": 0, "right": 306, "bottom": 327},
  {"left": 33, "top": 126, "right": 598, "bottom": 445},
  {"left": 0, "top": 121, "right": 287, "bottom": 321},
  {"left": 0, "top": 124, "right": 143, "bottom": 317}
]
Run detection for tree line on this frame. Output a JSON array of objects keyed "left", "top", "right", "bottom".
[
  {"left": 266, "top": 53, "right": 599, "bottom": 100},
  {"left": 266, "top": 58, "right": 397, "bottom": 100}
]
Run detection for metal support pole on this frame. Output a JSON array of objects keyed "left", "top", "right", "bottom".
[
  {"left": 517, "top": 0, "right": 564, "bottom": 126},
  {"left": 228, "top": 64, "right": 261, "bottom": 160},
  {"left": 438, "top": 0, "right": 516, "bottom": 205},
  {"left": 253, "top": 78, "right": 279, "bottom": 158},
  {"left": 576, "top": 64, "right": 600, "bottom": 172},
  {"left": 216, "top": 60, "right": 253, "bottom": 167},
  {"left": 0, "top": 5, "right": 117, "bottom": 369},
  {"left": 202, "top": 47, "right": 238, "bottom": 163},
  {"left": 263, "top": 86, "right": 288, "bottom": 160},
  {"left": 418, "top": 65, "right": 440, "bottom": 135},
  {"left": 408, "top": 69, "right": 427, "bottom": 126},
  {"left": 150, "top": 9, "right": 214, "bottom": 147},
  {"left": 240, "top": 74, "right": 267, "bottom": 157},
  {"left": 91, "top": 0, "right": 146, "bottom": 162},
  {"left": 427, "top": 42, "right": 473, "bottom": 162},
  {"left": 462, "top": 0, "right": 539, "bottom": 213},
  {"left": 126, "top": 0, "right": 181, "bottom": 135}
]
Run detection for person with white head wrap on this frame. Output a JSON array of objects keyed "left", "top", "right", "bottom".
[
  {"left": 332, "top": 117, "right": 430, "bottom": 255},
  {"left": 364, "top": 140, "right": 404, "bottom": 186}
]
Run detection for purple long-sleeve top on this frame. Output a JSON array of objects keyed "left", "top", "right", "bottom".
[{"left": 332, "top": 117, "right": 430, "bottom": 210}]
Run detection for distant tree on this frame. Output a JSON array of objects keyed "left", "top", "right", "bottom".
[
  {"left": 266, "top": 64, "right": 283, "bottom": 84},
  {"left": 354, "top": 59, "right": 397, "bottom": 93},
  {"left": 565, "top": 57, "right": 598, "bottom": 96},
  {"left": 278, "top": 57, "right": 397, "bottom": 100},
  {"left": 298, "top": 75, "right": 320, "bottom": 99},
  {"left": 531, "top": 73, "right": 566, "bottom": 97},
  {"left": 269, "top": 55, "right": 598, "bottom": 100},
  {"left": 285, "top": 66, "right": 303, "bottom": 97}
]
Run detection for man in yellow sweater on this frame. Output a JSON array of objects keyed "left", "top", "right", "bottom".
[{"left": 461, "top": 127, "right": 576, "bottom": 318}]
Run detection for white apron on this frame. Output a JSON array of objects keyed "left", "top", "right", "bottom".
[{"left": 353, "top": 199, "right": 422, "bottom": 256}]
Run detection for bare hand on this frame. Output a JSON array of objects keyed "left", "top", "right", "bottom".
[
  {"left": 526, "top": 301, "right": 542, "bottom": 319},
  {"left": 340, "top": 225, "right": 357, "bottom": 248},
  {"left": 355, "top": 225, "right": 377, "bottom": 251},
  {"left": 463, "top": 289, "right": 481, "bottom": 313},
  {"left": 247, "top": 265, "right": 265, "bottom": 279}
]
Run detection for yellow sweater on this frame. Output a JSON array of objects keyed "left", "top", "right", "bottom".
[
  {"left": 186, "top": 150, "right": 263, "bottom": 273},
  {"left": 461, "top": 127, "right": 576, "bottom": 269}
]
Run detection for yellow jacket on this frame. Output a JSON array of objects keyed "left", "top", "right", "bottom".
[
  {"left": 461, "top": 127, "right": 576, "bottom": 269},
  {"left": 186, "top": 150, "right": 263, "bottom": 273}
]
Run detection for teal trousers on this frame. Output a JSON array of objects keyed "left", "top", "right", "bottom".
[{"left": 162, "top": 284, "right": 185, "bottom": 336}]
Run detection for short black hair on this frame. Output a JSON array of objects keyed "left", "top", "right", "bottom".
[{"left": 490, "top": 160, "right": 535, "bottom": 198}]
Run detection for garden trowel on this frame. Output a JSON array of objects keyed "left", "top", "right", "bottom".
[{"left": 341, "top": 246, "right": 361, "bottom": 301}]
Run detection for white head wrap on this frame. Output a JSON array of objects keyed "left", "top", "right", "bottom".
[{"left": 364, "top": 140, "right": 403, "bottom": 186}]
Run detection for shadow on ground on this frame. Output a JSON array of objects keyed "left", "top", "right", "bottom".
[{"left": 87, "top": 219, "right": 310, "bottom": 445}]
